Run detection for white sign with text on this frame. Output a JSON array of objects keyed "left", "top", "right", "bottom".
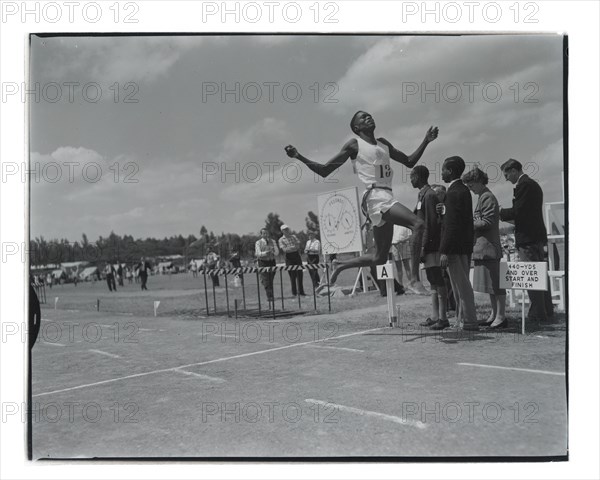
[{"left": 499, "top": 261, "right": 548, "bottom": 291}]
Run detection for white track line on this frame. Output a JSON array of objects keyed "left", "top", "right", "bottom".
[
  {"left": 89, "top": 349, "right": 121, "bottom": 359},
  {"left": 457, "top": 363, "right": 565, "bottom": 376},
  {"left": 33, "top": 326, "right": 386, "bottom": 397},
  {"left": 42, "top": 341, "right": 66, "bottom": 347},
  {"left": 305, "top": 399, "right": 426, "bottom": 430},
  {"left": 306, "top": 344, "right": 364, "bottom": 353},
  {"left": 174, "top": 369, "right": 226, "bottom": 383}
]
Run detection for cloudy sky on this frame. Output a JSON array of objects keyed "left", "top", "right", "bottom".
[{"left": 29, "top": 34, "right": 565, "bottom": 241}]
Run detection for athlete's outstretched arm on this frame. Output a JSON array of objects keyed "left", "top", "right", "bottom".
[
  {"left": 379, "top": 126, "right": 439, "bottom": 169},
  {"left": 284, "top": 139, "right": 356, "bottom": 178}
]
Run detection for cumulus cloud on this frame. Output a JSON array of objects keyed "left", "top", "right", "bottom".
[
  {"left": 33, "top": 36, "right": 201, "bottom": 85},
  {"left": 215, "top": 117, "right": 289, "bottom": 164}
]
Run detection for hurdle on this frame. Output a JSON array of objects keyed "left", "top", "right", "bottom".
[
  {"left": 198, "top": 263, "right": 331, "bottom": 319},
  {"left": 32, "top": 281, "right": 46, "bottom": 304}
]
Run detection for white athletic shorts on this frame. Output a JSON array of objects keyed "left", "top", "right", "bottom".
[{"left": 362, "top": 188, "right": 399, "bottom": 228}]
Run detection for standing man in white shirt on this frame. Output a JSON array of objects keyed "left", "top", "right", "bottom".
[
  {"left": 255, "top": 228, "right": 279, "bottom": 304},
  {"left": 278, "top": 225, "right": 306, "bottom": 296},
  {"left": 304, "top": 230, "right": 321, "bottom": 288}
]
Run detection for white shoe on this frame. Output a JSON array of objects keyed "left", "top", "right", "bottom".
[{"left": 407, "top": 282, "right": 429, "bottom": 295}]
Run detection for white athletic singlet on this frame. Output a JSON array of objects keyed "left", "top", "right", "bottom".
[
  {"left": 352, "top": 137, "right": 394, "bottom": 188},
  {"left": 353, "top": 137, "right": 399, "bottom": 227}
]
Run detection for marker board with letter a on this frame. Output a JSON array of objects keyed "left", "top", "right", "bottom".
[{"left": 317, "top": 187, "right": 364, "bottom": 255}]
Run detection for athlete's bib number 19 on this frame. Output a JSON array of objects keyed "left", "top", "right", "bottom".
[{"left": 379, "top": 164, "right": 392, "bottom": 178}]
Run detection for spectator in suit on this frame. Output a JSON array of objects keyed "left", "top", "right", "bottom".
[
  {"left": 255, "top": 228, "right": 279, "bottom": 304},
  {"left": 411, "top": 165, "right": 448, "bottom": 328},
  {"left": 304, "top": 230, "right": 321, "bottom": 288},
  {"left": 432, "top": 184, "right": 456, "bottom": 314},
  {"left": 438, "top": 156, "right": 479, "bottom": 331},
  {"left": 278, "top": 225, "right": 306, "bottom": 296},
  {"left": 463, "top": 167, "right": 507, "bottom": 329},
  {"left": 499, "top": 159, "right": 553, "bottom": 322},
  {"left": 138, "top": 257, "right": 150, "bottom": 291}
]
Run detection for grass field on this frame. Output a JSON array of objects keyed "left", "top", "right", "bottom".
[{"left": 31, "top": 272, "right": 568, "bottom": 459}]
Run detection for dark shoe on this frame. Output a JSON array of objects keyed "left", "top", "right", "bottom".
[
  {"left": 527, "top": 316, "right": 548, "bottom": 324},
  {"left": 430, "top": 320, "right": 450, "bottom": 330},
  {"left": 489, "top": 319, "right": 508, "bottom": 329},
  {"left": 396, "top": 286, "right": 406, "bottom": 295},
  {"left": 419, "top": 318, "right": 437, "bottom": 327},
  {"left": 479, "top": 320, "right": 494, "bottom": 327},
  {"left": 462, "top": 324, "right": 480, "bottom": 332}
]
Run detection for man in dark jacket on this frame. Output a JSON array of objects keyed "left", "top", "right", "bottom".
[
  {"left": 138, "top": 257, "right": 151, "bottom": 291},
  {"left": 499, "top": 158, "right": 553, "bottom": 322},
  {"left": 438, "top": 156, "right": 479, "bottom": 331},
  {"left": 411, "top": 165, "right": 448, "bottom": 328}
]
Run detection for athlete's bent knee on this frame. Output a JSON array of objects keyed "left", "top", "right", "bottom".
[{"left": 374, "top": 252, "right": 388, "bottom": 265}]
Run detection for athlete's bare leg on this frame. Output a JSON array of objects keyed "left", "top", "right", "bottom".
[
  {"left": 326, "top": 203, "right": 426, "bottom": 290},
  {"left": 327, "top": 222, "right": 394, "bottom": 285},
  {"left": 379, "top": 203, "right": 426, "bottom": 293}
]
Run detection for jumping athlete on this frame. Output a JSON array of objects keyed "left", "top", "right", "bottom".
[{"left": 285, "top": 111, "right": 439, "bottom": 293}]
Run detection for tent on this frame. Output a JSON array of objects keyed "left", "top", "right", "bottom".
[
  {"left": 79, "top": 266, "right": 99, "bottom": 281},
  {"left": 157, "top": 261, "right": 173, "bottom": 273}
]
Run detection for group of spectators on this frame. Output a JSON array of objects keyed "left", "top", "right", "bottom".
[
  {"left": 254, "top": 225, "right": 323, "bottom": 304},
  {"left": 103, "top": 257, "right": 151, "bottom": 292},
  {"left": 201, "top": 154, "right": 554, "bottom": 328},
  {"left": 408, "top": 156, "right": 552, "bottom": 331}
]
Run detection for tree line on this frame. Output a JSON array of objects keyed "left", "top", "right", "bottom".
[{"left": 30, "top": 211, "right": 321, "bottom": 266}]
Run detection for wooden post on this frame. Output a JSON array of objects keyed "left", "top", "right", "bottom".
[
  {"left": 203, "top": 270, "right": 209, "bottom": 316},
  {"left": 521, "top": 289, "right": 526, "bottom": 335},
  {"left": 326, "top": 264, "right": 331, "bottom": 312},
  {"left": 212, "top": 272, "right": 217, "bottom": 314},
  {"left": 241, "top": 272, "right": 247, "bottom": 311},
  {"left": 312, "top": 268, "right": 317, "bottom": 311},
  {"left": 279, "top": 269, "right": 284, "bottom": 310},
  {"left": 256, "top": 270, "right": 262, "bottom": 316},
  {"left": 224, "top": 272, "right": 230, "bottom": 318}
]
